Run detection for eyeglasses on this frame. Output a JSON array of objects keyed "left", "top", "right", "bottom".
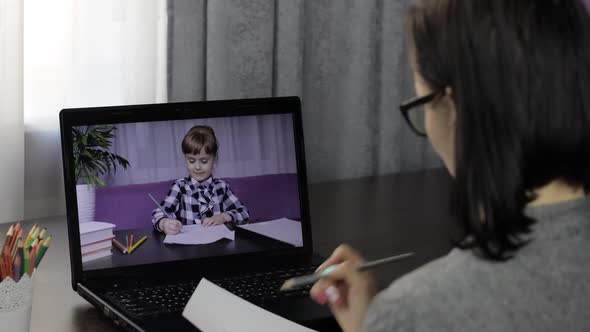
[{"left": 399, "top": 90, "right": 441, "bottom": 137}]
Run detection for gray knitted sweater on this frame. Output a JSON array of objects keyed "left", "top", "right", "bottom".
[{"left": 364, "top": 196, "right": 590, "bottom": 331}]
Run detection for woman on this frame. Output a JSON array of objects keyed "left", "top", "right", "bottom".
[{"left": 311, "top": 0, "right": 590, "bottom": 331}]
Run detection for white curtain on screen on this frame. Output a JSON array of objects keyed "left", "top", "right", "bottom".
[
  {"left": 23, "top": 0, "right": 167, "bottom": 219},
  {"left": 102, "top": 115, "right": 298, "bottom": 186},
  {"left": 0, "top": 0, "right": 24, "bottom": 224}
]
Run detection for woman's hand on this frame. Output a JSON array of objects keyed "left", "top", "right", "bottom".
[
  {"left": 159, "top": 218, "right": 183, "bottom": 234},
  {"left": 203, "top": 213, "right": 231, "bottom": 226},
  {"left": 310, "top": 244, "right": 377, "bottom": 332}
]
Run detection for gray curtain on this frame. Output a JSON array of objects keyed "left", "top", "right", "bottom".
[{"left": 167, "top": 0, "right": 440, "bottom": 183}]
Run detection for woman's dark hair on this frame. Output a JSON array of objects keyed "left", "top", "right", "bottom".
[{"left": 408, "top": 0, "right": 590, "bottom": 260}]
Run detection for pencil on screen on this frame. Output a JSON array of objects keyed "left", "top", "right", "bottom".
[
  {"left": 148, "top": 193, "right": 173, "bottom": 218},
  {"left": 128, "top": 235, "right": 147, "bottom": 254},
  {"left": 280, "top": 252, "right": 415, "bottom": 291},
  {"left": 148, "top": 193, "right": 188, "bottom": 231},
  {"left": 112, "top": 238, "right": 128, "bottom": 254}
]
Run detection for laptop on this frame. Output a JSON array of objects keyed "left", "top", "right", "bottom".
[{"left": 59, "top": 97, "right": 334, "bottom": 331}]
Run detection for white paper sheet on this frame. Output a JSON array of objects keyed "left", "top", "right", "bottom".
[
  {"left": 163, "top": 224, "right": 235, "bottom": 245},
  {"left": 238, "top": 218, "right": 303, "bottom": 247},
  {"left": 183, "top": 278, "right": 317, "bottom": 332}
]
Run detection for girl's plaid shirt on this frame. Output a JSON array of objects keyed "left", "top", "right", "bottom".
[{"left": 151, "top": 176, "right": 249, "bottom": 231}]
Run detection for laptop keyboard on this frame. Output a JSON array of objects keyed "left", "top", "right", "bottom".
[{"left": 105, "top": 266, "right": 318, "bottom": 317}]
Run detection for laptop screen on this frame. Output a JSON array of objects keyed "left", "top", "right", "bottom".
[{"left": 71, "top": 112, "right": 305, "bottom": 271}]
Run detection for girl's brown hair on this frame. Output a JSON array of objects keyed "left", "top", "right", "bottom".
[{"left": 181, "top": 125, "right": 218, "bottom": 157}]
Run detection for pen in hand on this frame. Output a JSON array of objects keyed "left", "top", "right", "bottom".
[
  {"left": 148, "top": 193, "right": 172, "bottom": 218},
  {"left": 280, "top": 252, "right": 415, "bottom": 291},
  {"left": 148, "top": 193, "right": 186, "bottom": 233}
]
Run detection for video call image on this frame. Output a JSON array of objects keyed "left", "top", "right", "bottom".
[{"left": 72, "top": 113, "right": 303, "bottom": 271}]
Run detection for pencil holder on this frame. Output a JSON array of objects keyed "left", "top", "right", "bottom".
[{"left": 0, "top": 274, "right": 34, "bottom": 332}]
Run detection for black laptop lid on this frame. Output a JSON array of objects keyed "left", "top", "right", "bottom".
[{"left": 59, "top": 97, "right": 313, "bottom": 289}]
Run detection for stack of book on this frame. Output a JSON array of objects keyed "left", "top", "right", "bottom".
[{"left": 79, "top": 221, "right": 116, "bottom": 263}]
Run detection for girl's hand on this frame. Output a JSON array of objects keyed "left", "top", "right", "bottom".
[
  {"left": 203, "top": 213, "right": 231, "bottom": 226},
  {"left": 159, "top": 218, "right": 183, "bottom": 234},
  {"left": 310, "top": 244, "right": 377, "bottom": 332}
]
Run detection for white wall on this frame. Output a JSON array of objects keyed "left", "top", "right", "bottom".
[
  {"left": 23, "top": 0, "right": 167, "bottom": 220},
  {"left": 0, "top": 0, "right": 24, "bottom": 223}
]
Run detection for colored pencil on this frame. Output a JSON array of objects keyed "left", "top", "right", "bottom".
[
  {"left": 112, "top": 238, "right": 128, "bottom": 254},
  {"left": 23, "top": 248, "right": 29, "bottom": 277},
  {"left": 11, "top": 238, "right": 21, "bottom": 261},
  {"left": 1, "top": 223, "right": 53, "bottom": 281},
  {"left": 26, "top": 227, "right": 40, "bottom": 248},
  {"left": 13, "top": 256, "right": 22, "bottom": 282},
  {"left": 128, "top": 235, "right": 147, "bottom": 254},
  {"left": 17, "top": 244, "right": 24, "bottom": 279},
  {"left": 38, "top": 228, "right": 47, "bottom": 240},
  {"left": 0, "top": 256, "right": 5, "bottom": 279},
  {"left": 129, "top": 234, "right": 134, "bottom": 248},
  {"left": 3, "top": 225, "right": 14, "bottom": 255},
  {"left": 29, "top": 246, "right": 37, "bottom": 276},
  {"left": 34, "top": 236, "right": 51, "bottom": 268},
  {"left": 4, "top": 251, "right": 12, "bottom": 279},
  {"left": 4, "top": 226, "right": 19, "bottom": 252},
  {"left": 23, "top": 224, "right": 37, "bottom": 249}
]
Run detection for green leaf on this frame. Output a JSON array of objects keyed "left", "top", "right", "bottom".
[
  {"left": 72, "top": 124, "right": 130, "bottom": 187},
  {"left": 94, "top": 176, "right": 105, "bottom": 186}
]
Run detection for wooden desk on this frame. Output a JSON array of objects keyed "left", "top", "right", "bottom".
[{"left": 0, "top": 168, "right": 459, "bottom": 331}]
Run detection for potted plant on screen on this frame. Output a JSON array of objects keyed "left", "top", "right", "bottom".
[{"left": 72, "top": 125, "right": 130, "bottom": 223}]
